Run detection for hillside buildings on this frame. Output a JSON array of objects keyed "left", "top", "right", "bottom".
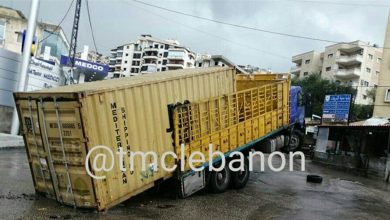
[
  {"left": 291, "top": 41, "right": 383, "bottom": 105},
  {"left": 108, "top": 34, "right": 196, "bottom": 78}
]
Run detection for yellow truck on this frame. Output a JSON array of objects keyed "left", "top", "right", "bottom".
[{"left": 14, "top": 67, "right": 305, "bottom": 210}]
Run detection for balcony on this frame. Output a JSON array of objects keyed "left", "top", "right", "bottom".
[
  {"left": 168, "top": 50, "right": 186, "bottom": 60},
  {"left": 167, "top": 63, "right": 184, "bottom": 70},
  {"left": 334, "top": 68, "right": 360, "bottom": 79},
  {"left": 143, "top": 55, "right": 158, "bottom": 59},
  {"left": 338, "top": 42, "right": 364, "bottom": 53},
  {"left": 336, "top": 54, "right": 362, "bottom": 65},
  {"left": 140, "top": 64, "right": 157, "bottom": 73},
  {"left": 290, "top": 66, "right": 301, "bottom": 74},
  {"left": 168, "top": 54, "right": 185, "bottom": 60},
  {"left": 144, "top": 47, "right": 159, "bottom": 53}
]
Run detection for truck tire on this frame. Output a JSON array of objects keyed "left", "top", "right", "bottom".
[
  {"left": 288, "top": 130, "right": 303, "bottom": 151},
  {"left": 209, "top": 165, "right": 231, "bottom": 193},
  {"left": 231, "top": 157, "right": 250, "bottom": 189}
]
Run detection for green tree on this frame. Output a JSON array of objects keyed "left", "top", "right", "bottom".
[
  {"left": 366, "top": 88, "right": 377, "bottom": 103},
  {"left": 291, "top": 74, "right": 371, "bottom": 121}
]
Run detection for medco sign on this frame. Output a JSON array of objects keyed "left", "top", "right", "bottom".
[{"left": 60, "top": 55, "right": 109, "bottom": 74}]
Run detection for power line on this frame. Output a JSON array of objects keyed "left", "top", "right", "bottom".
[
  {"left": 285, "top": 0, "right": 390, "bottom": 7},
  {"left": 173, "top": 0, "right": 390, "bottom": 7},
  {"left": 130, "top": 0, "right": 388, "bottom": 49},
  {"left": 38, "top": 0, "right": 75, "bottom": 43},
  {"left": 85, "top": 0, "right": 98, "bottom": 53},
  {"left": 128, "top": 2, "right": 290, "bottom": 60}
]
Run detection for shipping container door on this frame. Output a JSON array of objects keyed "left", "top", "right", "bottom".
[
  {"left": 17, "top": 99, "right": 56, "bottom": 198},
  {"left": 37, "top": 99, "right": 97, "bottom": 208}
]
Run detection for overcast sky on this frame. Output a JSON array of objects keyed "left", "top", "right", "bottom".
[{"left": 0, "top": 0, "right": 389, "bottom": 71}]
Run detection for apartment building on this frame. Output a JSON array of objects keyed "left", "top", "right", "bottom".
[
  {"left": 0, "top": 6, "right": 69, "bottom": 62},
  {"left": 374, "top": 14, "right": 390, "bottom": 118},
  {"left": 291, "top": 41, "right": 382, "bottom": 105},
  {"left": 108, "top": 35, "right": 195, "bottom": 78},
  {"left": 291, "top": 51, "right": 323, "bottom": 77}
]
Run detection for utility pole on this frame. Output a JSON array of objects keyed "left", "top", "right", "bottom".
[
  {"left": 67, "top": 0, "right": 82, "bottom": 84},
  {"left": 10, "top": 0, "right": 40, "bottom": 135}
]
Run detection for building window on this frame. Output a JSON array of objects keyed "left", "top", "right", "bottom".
[
  {"left": 125, "top": 61, "right": 128, "bottom": 64},
  {"left": 326, "top": 66, "right": 331, "bottom": 71},
  {"left": 376, "top": 71, "right": 380, "bottom": 75},
  {"left": 368, "top": 54, "right": 373, "bottom": 60},
  {"left": 366, "top": 67, "right": 371, "bottom": 73},
  {"left": 377, "top": 58, "right": 382, "bottom": 63},
  {"left": 39, "top": 30, "right": 69, "bottom": 60},
  {"left": 363, "top": 95, "right": 367, "bottom": 100},
  {"left": 159, "top": 53, "right": 162, "bottom": 57},
  {"left": 305, "top": 59, "right": 310, "bottom": 64},
  {"left": 165, "top": 44, "right": 169, "bottom": 50},
  {"left": 360, "top": 80, "right": 369, "bottom": 87},
  {"left": 162, "top": 59, "right": 167, "bottom": 65},
  {"left": 154, "top": 44, "right": 159, "bottom": 48},
  {"left": 16, "top": 32, "right": 23, "bottom": 43},
  {"left": 385, "top": 89, "right": 390, "bottom": 102},
  {"left": 198, "top": 63, "right": 202, "bottom": 67},
  {"left": 327, "top": 54, "right": 333, "bottom": 58},
  {"left": 163, "top": 52, "right": 168, "bottom": 57},
  {"left": 214, "top": 61, "right": 218, "bottom": 66},
  {"left": 160, "top": 45, "right": 164, "bottom": 49},
  {"left": 158, "top": 61, "right": 161, "bottom": 64},
  {"left": 303, "top": 72, "right": 308, "bottom": 76},
  {"left": 123, "top": 68, "right": 127, "bottom": 71}
]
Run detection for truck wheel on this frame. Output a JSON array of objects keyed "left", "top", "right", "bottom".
[
  {"left": 288, "top": 130, "right": 303, "bottom": 151},
  {"left": 209, "top": 165, "right": 231, "bottom": 193},
  {"left": 231, "top": 157, "right": 250, "bottom": 189}
]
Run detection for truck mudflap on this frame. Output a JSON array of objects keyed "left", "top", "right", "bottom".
[{"left": 179, "top": 170, "right": 205, "bottom": 198}]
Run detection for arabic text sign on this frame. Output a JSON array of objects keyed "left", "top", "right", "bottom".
[{"left": 322, "top": 94, "right": 352, "bottom": 124}]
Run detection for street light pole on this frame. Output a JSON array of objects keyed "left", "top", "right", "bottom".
[{"left": 10, "top": 0, "right": 40, "bottom": 135}]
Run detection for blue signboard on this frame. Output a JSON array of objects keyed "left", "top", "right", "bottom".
[
  {"left": 60, "top": 55, "right": 109, "bottom": 74},
  {"left": 322, "top": 94, "right": 352, "bottom": 124}
]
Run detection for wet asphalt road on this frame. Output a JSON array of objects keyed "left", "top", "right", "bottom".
[{"left": 1, "top": 149, "right": 390, "bottom": 220}]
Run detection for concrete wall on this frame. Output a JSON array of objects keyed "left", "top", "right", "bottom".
[{"left": 374, "top": 12, "right": 390, "bottom": 118}]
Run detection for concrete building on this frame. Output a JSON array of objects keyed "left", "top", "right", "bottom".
[
  {"left": 0, "top": 6, "right": 69, "bottom": 133},
  {"left": 75, "top": 48, "right": 109, "bottom": 64},
  {"left": 195, "top": 54, "right": 235, "bottom": 68},
  {"left": 0, "top": 6, "right": 69, "bottom": 63},
  {"left": 374, "top": 13, "right": 390, "bottom": 118},
  {"left": 291, "top": 41, "right": 382, "bottom": 105},
  {"left": 291, "top": 51, "right": 323, "bottom": 77},
  {"left": 108, "top": 34, "right": 195, "bottom": 78}
]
